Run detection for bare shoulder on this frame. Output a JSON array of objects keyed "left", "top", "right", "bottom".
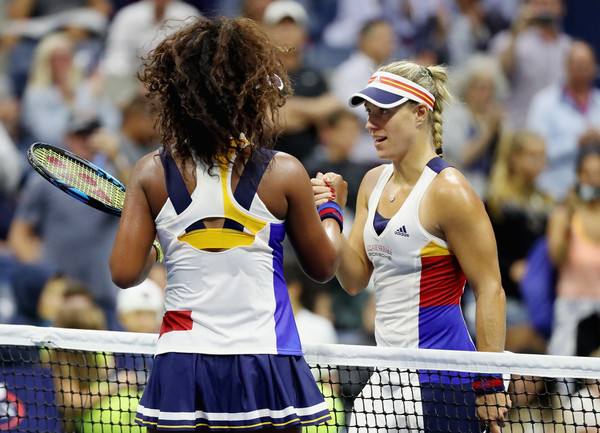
[
  {"left": 127, "top": 150, "right": 167, "bottom": 217},
  {"left": 266, "top": 151, "right": 314, "bottom": 193},
  {"left": 270, "top": 151, "right": 306, "bottom": 174},
  {"left": 132, "top": 150, "right": 163, "bottom": 181},
  {"left": 428, "top": 166, "right": 482, "bottom": 210},
  {"left": 421, "top": 166, "right": 488, "bottom": 237}
]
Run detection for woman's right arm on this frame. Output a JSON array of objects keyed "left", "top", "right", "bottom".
[
  {"left": 281, "top": 155, "right": 345, "bottom": 283},
  {"left": 333, "top": 173, "right": 374, "bottom": 295}
]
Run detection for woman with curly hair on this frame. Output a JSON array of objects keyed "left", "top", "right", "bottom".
[{"left": 109, "top": 16, "right": 346, "bottom": 432}]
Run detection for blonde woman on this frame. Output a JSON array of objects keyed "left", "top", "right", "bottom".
[
  {"left": 443, "top": 54, "right": 508, "bottom": 198},
  {"left": 20, "top": 31, "right": 119, "bottom": 146},
  {"left": 486, "top": 130, "right": 554, "bottom": 354},
  {"left": 312, "top": 60, "right": 510, "bottom": 433}
]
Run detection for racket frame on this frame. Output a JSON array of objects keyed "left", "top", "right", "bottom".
[{"left": 27, "top": 142, "right": 125, "bottom": 217}]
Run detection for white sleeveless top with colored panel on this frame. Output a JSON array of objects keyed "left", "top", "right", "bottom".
[
  {"left": 154, "top": 150, "right": 302, "bottom": 356},
  {"left": 364, "top": 158, "right": 476, "bottom": 351}
]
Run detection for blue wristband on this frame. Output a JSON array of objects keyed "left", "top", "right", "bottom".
[{"left": 317, "top": 201, "right": 343, "bottom": 233}]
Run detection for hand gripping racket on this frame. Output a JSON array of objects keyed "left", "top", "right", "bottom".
[{"left": 27, "top": 142, "right": 125, "bottom": 217}]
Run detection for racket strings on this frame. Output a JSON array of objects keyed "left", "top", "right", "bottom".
[{"left": 34, "top": 147, "right": 125, "bottom": 208}]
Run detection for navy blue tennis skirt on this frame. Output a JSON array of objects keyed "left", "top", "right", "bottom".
[{"left": 135, "top": 352, "right": 331, "bottom": 431}]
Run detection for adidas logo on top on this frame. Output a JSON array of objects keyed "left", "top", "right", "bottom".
[{"left": 394, "top": 225, "right": 409, "bottom": 237}]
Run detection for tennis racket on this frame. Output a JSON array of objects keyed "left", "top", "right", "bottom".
[{"left": 27, "top": 142, "right": 125, "bottom": 217}]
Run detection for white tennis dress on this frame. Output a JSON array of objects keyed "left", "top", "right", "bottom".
[{"left": 135, "top": 149, "right": 330, "bottom": 431}]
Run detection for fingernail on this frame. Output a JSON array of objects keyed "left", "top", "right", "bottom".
[{"left": 332, "top": 193, "right": 336, "bottom": 197}]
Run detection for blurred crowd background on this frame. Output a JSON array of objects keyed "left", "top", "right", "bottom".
[{"left": 1, "top": 0, "right": 600, "bottom": 364}]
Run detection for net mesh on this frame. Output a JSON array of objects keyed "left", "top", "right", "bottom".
[
  {"left": 1, "top": 324, "right": 599, "bottom": 433},
  {"left": 33, "top": 146, "right": 126, "bottom": 209}
]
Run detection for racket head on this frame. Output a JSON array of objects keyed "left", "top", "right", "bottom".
[{"left": 27, "top": 142, "right": 125, "bottom": 217}]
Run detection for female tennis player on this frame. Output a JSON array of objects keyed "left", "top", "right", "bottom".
[
  {"left": 312, "top": 61, "right": 510, "bottom": 433},
  {"left": 109, "top": 17, "right": 346, "bottom": 432}
]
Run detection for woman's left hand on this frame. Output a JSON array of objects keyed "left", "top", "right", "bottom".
[{"left": 475, "top": 392, "right": 512, "bottom": 433}]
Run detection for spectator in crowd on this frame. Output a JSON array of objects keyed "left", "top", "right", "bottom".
[
  {"left": 490, "top": 0, "right": 571, "bottom": 129},
  {"left": 330, "top": 19, "right": 397, "bottom": 167},
  {"left": 481, "top": 0, "right": 520, "bottom": 31},
  {"left": 0, "top": 117, "right": 21, "bottom": 196},
  {"left": 319, "top": 0, "right": 382, "bottom": 54},
  {"left": 116, "top": 277, "right": 163, "bottom": 334},
  {"left": 7, "top": 113, "right": 124, "bottom": 330},
  {"left": 382, "top": 0, "right": 451, "bottom": 63},
  {"left": 19, "top": 31, "right": 120, "bottom": 149},
  {"left": 443, "top": 53, "right": 508, "bottom": 198},
  {"left": 485, "top": 130, "right": 555, "bottom": 355},
  {"left": 546, "top": 144, "right": 600, "bottom": 359},
  {"left": 303, "top": 109, "right": 367, "bottom": 214},
  {"left": 447, "top": 0, "right": 498, "bottom": 67},
  {"left": 83, "top": 91, "right": 160, "bottom": 184},
  {"left": 321, "top": 0, "right": 449, "bottom": 65},
  {"left": 112, "top": 92, "right": 160, "bottom": 166},
  {"left": 263, "top": 0, "right": 341, "bottom": 163},
  {"left": 3, "top": 0, "right": 112, "bottom": 98},
  {"left": 78, "top": 278, "right": 164, "bottom": 433},
  {"left": 527, "top": 40, "right": 600, "bottom": 201},
  {"left": 41, "top": 283, "right": 110, "bottom": 433},
  {"left": 223, "top": 0, "right": 276, "bottom": 22},
  {"left": 7, "top": 263, "right": 56, "bottom": 326},
  {"left": 99, "top": 0, "right": 201, "bottom": 104},
  {"left": 0, "top": 99, "right": 22, "bottom": 241}
]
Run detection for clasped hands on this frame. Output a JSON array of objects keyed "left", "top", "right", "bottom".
[{"left": 310, "top": 171, "right": 348, "bottom": 208}]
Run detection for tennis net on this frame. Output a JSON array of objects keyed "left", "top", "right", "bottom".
[{"left": 0, "top": 324, "right": 599, "bottom": 432}]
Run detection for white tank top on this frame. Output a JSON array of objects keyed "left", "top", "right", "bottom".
[
  {"left": 154, "top": 150, "right": 302, "bottom": 356},
  {"left": 363, "top": 158, "right": 475, "bottom": 351}
]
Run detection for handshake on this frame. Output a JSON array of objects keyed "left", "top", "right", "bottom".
[{"left": 310, "top": 172, "right": 348, "bottom": 209}]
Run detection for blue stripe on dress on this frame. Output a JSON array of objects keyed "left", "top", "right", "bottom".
[
  {"left": 268, "top": 222, "right": 302, "bottom": 355},
  {"left": 160, "top": 152, "right": 192, "bottom": 215},
  {"left": 234, "top": 149, "right": 275, "bottom": 211}
]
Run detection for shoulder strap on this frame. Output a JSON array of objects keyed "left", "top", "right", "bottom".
[
  {"left": 233, "top": 149, "right": 276, "bottom": 211},
  {"left": 426, "top": 157, "right": 452, "bottom": 174},
  {"left": 368, "top": 164, "right": 393, "bottom": 211},
  {"left": 159, "top": 150, "right": 192, "bottom": 215}
]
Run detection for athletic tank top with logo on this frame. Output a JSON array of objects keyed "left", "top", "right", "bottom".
[{"left": 363, "top": 158, "right": 475, "bottom": 351}]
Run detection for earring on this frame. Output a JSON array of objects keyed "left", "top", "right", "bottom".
[{"left": 416, "top": 121, "right": 422, "bottom": 127}]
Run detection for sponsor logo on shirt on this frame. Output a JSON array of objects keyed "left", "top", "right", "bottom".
[{"left": 394, "top": 225, "right": 409, "bottom": 237}]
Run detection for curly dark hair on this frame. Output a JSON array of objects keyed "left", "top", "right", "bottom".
[{"left": 138, "top": 16, "right": 290, "bottom": 166}]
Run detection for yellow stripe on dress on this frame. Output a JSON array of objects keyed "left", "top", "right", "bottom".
[
  {"left": 420, "top": 240, "right": 453, "bottom": 257},
  {"left": 179, "top": 229, "right": 256, "bottom": 249},
  {"left": 178, "top": 164, "right": 267, "bottom": 250}
]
